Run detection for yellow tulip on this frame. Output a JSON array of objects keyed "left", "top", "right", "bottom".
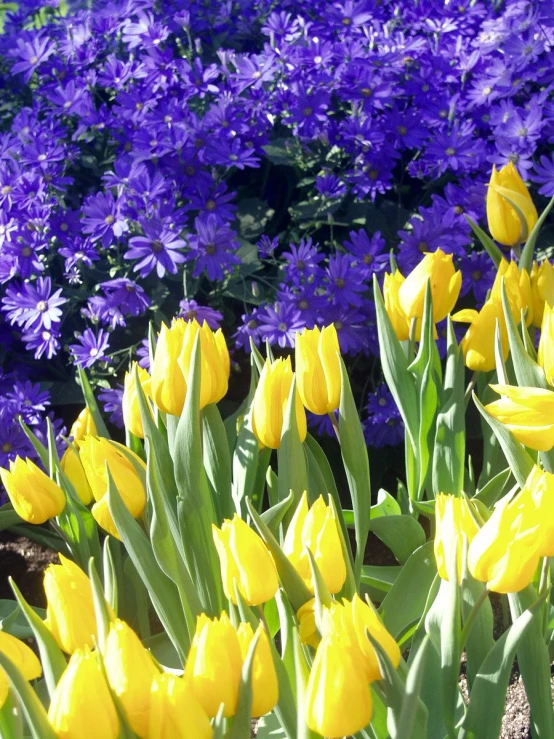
[
  {"left": 184, "top": 612, "right": 242, "bottom": 718},
  {"left": 283, "top": 492, "right": 346, "bottom": 594},
  {"left": 251, "top": 357, "right": 307, "bottom": 449},
  {"left": 150, "top": 320, "right": 187, "bottom": 415},
  {"left": 434, "top": 494, "right": 479, "bottom": 582},
  {"left": 122, "top": 362, "right": 153, "bottom": 439},
  {"left": 305, "top": 633, "right": 372, "bottom": 738},
  {"left": 397, "top": 248, "right": 462, "bottom": 326},
  {"left": 60, "top": 447, "right": 93, "bottom": 506},
  {"left": 236, "top": 623, "right": 279, "bottom": 717},
  {"left": 522, "top": 466, "right": 554, "bottom": 557},
  {"left": 453, "top": 299, "right": 506, "bottom": 373},
  {"left": 0, "top": 457, "right": 65, "bottom": 524},
  {"left": 486, "top": 163, "right": 538, "bottom": 247},
  {"left": 297, "top": 598, "right": 320, "bottom": 648},
  {"left": 43, "top": 554, "right": 97, "bottom": 653},
  {"left": 104, "top": 619, "right": 159, "bottom": 738},
  {"left": 489, "top": 259, "right": 533, "bottom": 327},
  {"left": 212, "top": 515, "right": 279, "bottom": 606},
  {"left": 485, "top": 384, "right": 554, "bottom": 451},
  {"left": 78, "top": 436, "right": 146, "bottom": 539},
  {"left": 48, "top": 646, "right": 119, "bottom": 739},
  {"left": 178, "top": 320, "right": 230, "bottom": 410},
  {"left": 383, "top": 270, "right": 410, "bottom": 341},
  {"left": 531, "top": 260, "right": 554, "bottom": 328},
  {"left": 147, "top": 673, "right": 212, "bottom": 739},
  {"left": 538, "top": 303, "right": 554, "bottom": 386},
  {"left": 0, "top": 631, "right": 41, "bottom": 707},
  {"left": 295, "top": 325, "right": 342, "bottom": 415},
  {"left": 69, "top": 407, "right": 97, "bottom": 442}
]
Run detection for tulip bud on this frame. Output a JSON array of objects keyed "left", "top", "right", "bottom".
[
  {"left": 236, "top": 623, "right": 279, "bottom": 717},
  {"left": 0, "top": 631, "right": 42, "bottom": 708},
  {"left": 295, "top": 325, "right": 342, "bottom": 415},
  {"left": 252, "top": 357, "right": 307, "bottom": 449},
  {"left": 538, "top": 303, "right": 554, "bottom": 386},
  {"left": 485, "top": 384, "right": 554, "bottom": 452},
  {"left": 43, "top": 555, "right": 97, "bottom": 653},
  {"left": 78, "top": 436, "right": 146, "bottom": 539},
  {"left": 397, "top": 248, "right": 462, "bottom": 327},
  {"left": 60, "top": 447, "right": 93, "bottom": 505},
  {"left": 151, "top": 320, "right": 187, "bottom": 416},
  {"left": 177, "top": 320, "right": 230, "bottom": 409},
  {"left": 0, "top": 457, "right": 65, "bottom": 524},
  {"left": 383, "top": 270, "right": 410, "bottom": 341},
  {"left": 434, "top": 494, "right": 479, "bottom": 582},
  {"left": 184, "top": 612, "right": 242, "bottom": 718},
  {"left": 48, "top": 646, "right": 120, "bottom": 739},
  {"left": 283, "top": 492, "right": 346, "bottom": 594},
  {"left": 69, "top": 407, "right": 97, "bottom": 442},
  {"left": 212, "top": 515, "right": 279, "bottom": 606},
  {"left": 489, "top": 259, "right": 533, "bottom": 326},
  {"left": 147, "top": 673, "right": 213, "bottom": 739},
  {"left": 486, "top": 163, "right": 538, "bottom": 247},
  {"left": 122, "top": 362, "right": 153, "bottom": 439},
  {"left": 297, "top": 598, "right": 320, "bottom": 648},
  {"left": 531, "top": 260, "right": 554, "bottom": 328},
  {"left": 453, "top": 299, "right": 506, "bottom": 373},
  {"left": 104, "top": 619, "right": 159, "bottom": 738}
]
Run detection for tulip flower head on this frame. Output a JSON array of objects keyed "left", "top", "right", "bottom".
[
  {"left": 434, "top": 494, "right": 479, "bottom": 582},
  {"left": 212, "top": 514, "right": 279, "bottom": 606},
  {"left": 60, "top": 446, "right": 93, "bottom": 505},
  {"left": 531, "top": 260, "right": 554, "bottom": 328},
  {"left": 283, "top": 492, "right": 346, "bottom": 594},
  {"left": 177, "top": 319, "right": 230, "bottom": 410},
  {"left": 295, "top": 325, "right": 342, "bottom": 415},
  {"left": 69, "top": 407, "right": 97, "bottom": 442},
  {"left": 0, "top": 631, "right": 41, "bottom": 707},
  {"left": 147, "top": 673, "right": 213, "bottom": 739},
  {"left": 383, "top": 270, "right": 410, "bottom": 341},
  {"left": 122, "top": 362, "right": 153, "bottom": 438},
  {"left": 150, "top": 319, "right": 187, "bottom": 416},
  {"left": 48, "top": 646, "right": 119, "bottom": 739},
  {"left": 486, "top": 163, "right": 538, "bottom": 247},
  {"left": 538, "top": 303, "right": 554, "bottom": 386},
  {"left": 236, "top": 623, "right": 279, "bottom": 717},
  {"left": 0, "top": 456, "right": 65, "bottom": 524},
  {"left": 485, "top": 384, "right": 554, "bottom": 452},
  {"left": 252, "top": 357, "right": 307, "bottom": 449},
  {"left": 297, "top": 598, "right": 320, "bottom": 648},
  {"left": 43, "top": 554, "right": 97, "bottom": 653}
]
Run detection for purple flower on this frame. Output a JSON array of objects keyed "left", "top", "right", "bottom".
[
  {"left": 460, "top": 251, "right": 495, "bottom": 306},
  {"left": 82, "top": 192, "right": 128, "bottom": 249},
  {"left": 136, "top": 339, "right": 151, "bottom": 370},
  {"left": 326, "top": 253, "right": 366, "bottom": 309},
  {"left": 70, "top": 328, "right": 110, "bottom": 368},
  {"left": 234, "top": 308, "right": 265, "bottom": 351},
  {"left": 532, "top": 155, "right": 554, "bottom": 197},
  {"left": 126, "top": 219, "right": 186, "bottom": 278},
  {"left": 343, "top": 230, "right": 388, "bottom": 279},
  {"left": 0, "top": 409, "right": 33, "bottom": 468},
  {"left": 257, "top": 235, "right": 278, "bottom": 258},
  {"left": 178, "top": 299, "right": 222, "bottom": 329},
  {"left": 282, "top": 238, "right": 325, "bottom": 286},
  {"left": 10, "top": 35, "right": 55, "bottom": 81},
  {"left": 98, "top": 385, "right": 124, "bottom": 428},
  {"left": 5, "top": 381, "right": 50, "bottom": 425},
  {"left": 364, "top": 384, "right": 404, "bottom": 448},
  {"left": 22, "top": 327, "right": 61, "bottom": 359},
  {"left": 188, "top": 214, "right": 240, "bottom": 281},
  {"left": 2, "top": 277, "right": 66, "bottom": 331},
  {"left": 259, "top": 302, "right": 305, "bottom": 349}
]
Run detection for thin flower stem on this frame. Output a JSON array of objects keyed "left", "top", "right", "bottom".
[
  {"left": 460, "top": 586, "right": 489, "bottom": 648},
  {"left": 328, "top": 412, "right": 340, "bottom": 443},
  {"left": 464, "top": 371, "right": 477, "bottom": 408}
]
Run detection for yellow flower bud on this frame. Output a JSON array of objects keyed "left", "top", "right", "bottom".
[
  {"left": 383, "top": 270, "right": 410, "bottom": 341},
  {"left": 48, "top": 646, "right": 120, "bottom": 739},
  {"left": 78, "top": 436, "right": 146, "bottom": 539},
  {"left": 184, "top": 612, "right": 242, "bottom": 718},
  {"left": 531, "top": 260, "right": 554, "bottom": 328},
  {"left": 0, "top": 457, "right": 65, "bottom": 524},
  {"left": 295, "top": 325, "right": 342, "bottom": 415},
  {"left": 212, "top": 515, "right": 279, "bottom": 606},
  {"left": 538, "top": 303, "right": 554, "bottom": 386},
  {"left": 0, "top": 631, "right": 42, "bottom": 707},
  {"left": 453, "top": 300, "right": 506, "bottom": 373},
  {"left": 60, "top": 447, "right": 93, "bottom": 505},
  {"left": 297, "top": 598, "right": 320, "bottom": 648},
  {"left": 485, "top": 384, "right": 554, "bottom": 452},
  {"left": 151, "top": 320, "right": 187, "bottom": 416},
  {"left": 283, "top": 492, "right": 346, "bottom": 594},
  {"left": 122, "top": 362, "right": 153, "bottom": 439},
  {"left": 397, "top": 248, "right": 462, "bottom": 326},
  {"left": 147, "top": 673, "right": 213, "bottom": 739},
  {"left": 486, "top": 163, "right": 538, "bottom": 247},
  {"left": 69, "top": 408, "right": 97, "bottom": 442},
  {"left": 178, "top": 320, "right": 230, "bottom": 410},
  {"left": 236, "top": 623, "right": 279, "bottom": 717},
  {"left": 104, "top": 619, "right": 159, "bottom": 738},
  {"left": 434, "top": 494, "right": 479, "bottom": 582},
  {"left": 251, "top": 357, "right": 307, "bottom": 449},
  {"left": 43, "top": 555, "right": 97, "bottom": 654},
  {"left": 489, "top": 259, "right": 533, "bottom": 326}
]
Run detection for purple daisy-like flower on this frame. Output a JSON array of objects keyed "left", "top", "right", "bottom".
[
  {"left": 282, "top": 238, "right": 325, "bottom": 286},
  {"left": 136, "top": 339, "right": 151, "bottom": 370},
  {"left": 98, "top": 385, "right": 124, "bottom": 429},
  {"left": 188, "top": 214, "right": 240, "bottom": 281},
  {"left": 343, "top": 230, "right": 388, "bottom": 279},
  {"left": 2, "top": 277, "right": 66, "bottom": 331},
  {"left": 257, "top": 235, "right": 278, "bottom": 259},
  {"left": 532, "top": 155, "right": 554, "bottom": 197},
  {"left": 259, "top": 302, "right": 306, "bottom": 349},
  {"left": 460, "top": 251, "right": 495, "bottom": 306},
  {"left": 326, "top": 253, "right": 367, "bottom": 309},
  {"left": 21, "top": 327, "right": 61, "bottom": 359},
  {"left": 234, "top": 308, "right": 265, "bottom": 351},
  {"left": 178, "top": 299, "right": 223, "bottom": 330},
  {"left": 126, "top": 219, "right": 187, "bottom": 278},
  {"left": 10, "top": 35, "right": 55, "bottom": 82},
  {"left": 5, "top": 381, "right": 50, "bottom": 426},
  {"left": 70, "top": 328, "right": 110, "bottom": 368},
  {"left": 0, "top": 409, "right": 33, "bottom": 469},
  {"left": 364, "top": 384, "right": 404, "bottom": 448},
  {"left": 100, "top": 278, "right": 151, "bottom": 317},
  {"left": 82, "top": 192, "right": 128, "bottom": 249}
]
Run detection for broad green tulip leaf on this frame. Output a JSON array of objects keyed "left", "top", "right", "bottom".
[
  {"left": 232, "top": 406, "right": 261, "bottom": 515},
  {"left": 473, "top": 467, "right": 511, "bottom": 507},
  {"left": 461, "top": 592, "right": 547, "bottom": 739},
  {"left": 0, "top": 507, "right": 22, "bottom": 531},
  {"left": 88, "top": 558, "right": 112, "bottom": 654},
  {"left": 0, "top": 692, "right": 24, "bottom": 739},
  {"left": 251, "top": 446, "right": 271, "bottom": 512},
  {"left": 360, "top": 565, "right": 401, "bottom": 594},
  {"left": 249, "top": 336, "right": 266, "bottom": 376},
  {"left": 106, "top": 469, "right": 190, "bottom": 662},
  {"left": 0, "top": 652, "right": 57, "bottom": 739},
  {"left": 275, "top": 589, "right": 297, "bottom": 689},
  {"left": 173, "top": 333, "right": 223, "bottom": 616},
  {"left": 102, "top": 537, "right": 118, "bottom": 613},
  {"left": 278, "top": 377, "right": 308, "bottom": 519},
  {"left": 292, "top": 629, "right": 319, "bottom": 739},
  {"left": 508, "top": 588, "right": 554, "bottom": 738},
  {"left": 6, "top": 524, "right": 67, "bottom": 554},
  {"left": 366, "top": 634, "right": 411, "bottom": 739},
  {"left": 260, "top": 489, "right": 295, "bottom": 538},
  {"left": 369, "top": 515, "right": 426, "bottom": 565},
  {"left": 380, "top": 542, "right": 437, "bottom": 641},
  {"left": 257, "top": 712, "right": 288, "bottom": 739},
  {"left": 416, "top": 355, "right": 440, "bottom": 498},
  {"left": 370, "top": 489, "right": 401, "bottom": 519},
  {"left": 465, "top": 216, "right": 503, "bottom": 268},
  {"left": 472, "top": 392, "right": 535, "bottom": 488},
  {"left": 228, "top": 630, "right": 259, "bottom": 739},
  {"left": 461, "top": 577, "right": 493, "bottom": 689},
  {"left": 77, "top": 367, "right": 111, "bottom": 439},
  {"left": 0, "top": 599, "right": 46, "bottom": 640},
  {"left": 338, "top": 356, "right": 371, "bottom": 582},
  {"left": 328, "top": 495, "right": 357, "bottom": 600},
  {"left": 306, "top": 547, "right": 332, "bottom": 621},
  {"left": 264, "top": 597, "right": 280, "bottom": 639},
  {"left": 266, "top": 465, "right": 279, "bottom": 509},
  {"left": 142, "top": 631, "right": 181, "bottom": 670},
  {"left": 519, "top": 194, "right": 554, "bottom": 273},
  {"left": 19, "top": 419, "right": 49, "bottom": 472},
  {"left": 395, "top": 635, "right": 431, "bottom": 739},
  {"left": 9, "top": 579, "right": 66, "bottom": 700}
]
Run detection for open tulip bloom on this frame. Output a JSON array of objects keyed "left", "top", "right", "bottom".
[{"left": 4, "top": 185, "right": 554, "bottom": 739}]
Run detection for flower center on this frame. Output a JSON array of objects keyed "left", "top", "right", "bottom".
[
  {"left": 30, "top": 56, "right": 39, "bottom": 65},
  {"left": 445, "top": 146, "right": 456, "bottom": 156},
  {"left": 248, "top": 319, "right": 258, "bottom": 330},
  {"left": 361, "top": 87, "right": 372, "bottom": 98},
  {"left": 302, "top": 106, "right": 314, "bottom": 117},
  {"left": 334, "top": 320, "right": 343, "bottom": 330},
  {"left": 335, "top": 278, "right": 345, "bottom": 288},
  {"left": 36, "top": 300, "right": 48, "bottom": 312},
  {"left": 472, "top": 270, "right": 482, "bottom": 281},
  {"left": 278, "top": 322, "right": 288, "bottom": 331},
  {"left": 397, "top": 125, "right": 407, "bottom": 135},
  {"left": 205, "top": 243, "right": 216, "bottom": 255},
  {"left": 89, "top": 348, "right": 99, "bottom": 357},
  {"left": 298, "top": 299, "right": 309, "bottom": 310},
  {"left": 1, "top": 186, "right": 12, "bottom": 195},
  {"left": 379, "top": 398, "right": 387, "bottom": 406},
  {"left": 151, "top": 240, "right": 164, "bottom": 253},
  {"left": 454, "top": 205, "right": 464, "bottom": 215},
  {"left": 368, "top": 169, "right": 378, "bottom": 180},
  {"left": 104, "top": 214, "right": 115, "bottom": 225},
  {"left": 21, "top": 246, "right": 32, "bottom": 257},
  {"left": 185, "top": 165, "right": 196, "bottom": 176},
  {"left": 205, "top": 199, "right": 216, "bottom": 211},
  {"left": 418, "top": 241, "right": 428, "bottom": 252},
  {"left": 1, "top": 442, "right": 12, "bottom": 453},
  {"left": 363, "top": 254, "right": 374, "bottom": 265}
]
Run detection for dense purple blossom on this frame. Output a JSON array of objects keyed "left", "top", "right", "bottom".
[
  {"left": 70, "top": 329, "right": 111, "bottom": 368},
  {"left": 126, "top": 219, "right": 187, "bottom": 278},
  {"left": 364, "top": 384, "right": 404, "bottom": 448}
]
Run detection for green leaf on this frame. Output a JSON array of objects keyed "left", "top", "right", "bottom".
[
  {"left": 88, "top": 557, "right": 112, "bottom": 654},
  {"left": 360, "top": 565, "right": 401, "bottom": 594},
  {"left": 465, "top": 216, "right": 503, "bottom": 268},
  {"left": 202, "top": 404, "right": 233, "bottom": 522},
  {"left": 395, "top": 635, "right": 431, "bottom": 739},
  {"left": 142, "top": 631, "right": 181, "bottom": 670},
  {"left": 369, "top": 515, "right": 426, "bottom": 565},
  {"left": 0, "top": 599, "right": 45, "bottom": 640},
  {"left": 232, "top": 407, "right": 261, "bottom": 515},
  {"left": 260, "top": 489, "right": 295, "bottom": 539},
  {"left": 461, "top": 577, "right": 493, "bottom": 689},
  {"left": 228, "top": 630, "right": 259, "bottom": 739},
  {"left": 0, "top": 652, "right": 57, "bottom": 739},
  {"left": 473, "top": 467, "right": 511, "bottom": 507},
  {"left": 77, "top": 367, "right": 111, "bottom": 439},
  {"left": 0, "top": 507, "right": 22, "bottom": 531},
  {"left": 370, "top": 489, "right": 401, "bottom": 519},
  {"left": 501, "top": 281, "right": 547, "bottom": 389},
  {"left": 519, "top": 195, "right": 554, "bottom": 273},
  {"left": 277, "top": 377, "right": 308, "bottom": 521},
  {"left": 292, "top": 629, "right": 319, "bottom": 739}
]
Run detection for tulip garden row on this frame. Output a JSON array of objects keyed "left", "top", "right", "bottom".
[{"left": 0, "top": 165, "right": 553, "bottom": 739}]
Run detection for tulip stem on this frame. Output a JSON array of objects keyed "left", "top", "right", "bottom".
[
  {"left": 328, "top": 412, "right": 340, "bottom": 442},
  {"left": 464, "top": 372, "right": 477, "bottom": 408},
  {"left": 460, "top": 587, "right": 489, "bottom": 648},
  {"left": 257, "top": 604, "right": 270, "bottom": 636},
  {"left": 538, "top": 556, "right": 551, "bottom": 597}
]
